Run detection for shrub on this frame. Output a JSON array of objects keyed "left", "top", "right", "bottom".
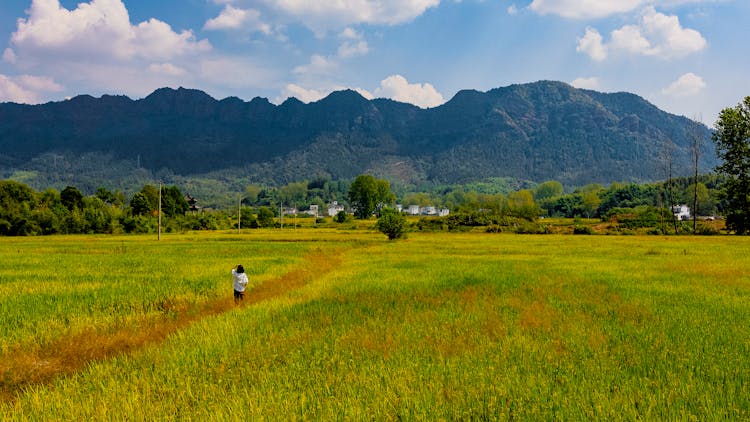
[
  {"left": 335, "top": 210, "right": 348, "bottom": 223},
  {"left": 573, "top": 225, "right": 593, "bottom": 235},
  {"left": 376, "top": 208, "right": 408, "bottom": 240},
  {"left": 415, "top": 218, "right": 447, "bottom": 232},
  {"left": 695, "top": 223, "right": 720, "bottom": 235}
]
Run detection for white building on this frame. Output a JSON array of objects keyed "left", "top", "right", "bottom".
[
  {"left": 421, "top": 206, "right": 437, "bottom": 216},
  {"left": 672, "top": 204, "right": 691, "bottom": 221},
  {"left": 327, "top": 201, "right": 345, "bottom": 217}
]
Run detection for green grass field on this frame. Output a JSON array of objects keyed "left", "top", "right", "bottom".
[{"left": 1, "top": 230, "right": 749, "bottom": 419}]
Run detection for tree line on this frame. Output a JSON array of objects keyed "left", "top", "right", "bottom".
[{"left": 0, "top": 173, "right": 725, "bottom": 236}]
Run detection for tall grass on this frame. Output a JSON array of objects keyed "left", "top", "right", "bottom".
[{"left": 2, "top": 232, "right": 749, "bottom": 419}]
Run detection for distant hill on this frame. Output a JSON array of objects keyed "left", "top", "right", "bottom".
[{"left": 0, "top": 80, "right": 716, "bottom": 193}]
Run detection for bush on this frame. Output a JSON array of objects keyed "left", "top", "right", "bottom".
[
  {"left": 376, "top": 208, "right": 408, "bottom": 240},
  {"left": 485, "top": 224, "right": 504, "bottom": 233},
  {"left": 573, "top": 225, "right": 593, "bottom": 235},
  {"left": 695, "top": 223, "right": 720, "bottom": 235},
  {"left": 415, "top": 217, "right": 447, "bottom": 232}
]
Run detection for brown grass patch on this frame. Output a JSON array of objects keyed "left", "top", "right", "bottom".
[{"left": 517, "top": 300, "right": 559, "bottom": 332}]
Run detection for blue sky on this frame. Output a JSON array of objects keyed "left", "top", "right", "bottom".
[{"left": 0, "top": 0, "right": 747, "bottom": 124}]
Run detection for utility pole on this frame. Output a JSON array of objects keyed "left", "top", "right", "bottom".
[
  {"left": 158, "top": 182, "right": 162, "bottom": 241},
  {"left": 690, "top": 115, "right": 704, "bottom": 233},
  {"left": 238, "top": 195, "right": 242, "bottom": 234}
]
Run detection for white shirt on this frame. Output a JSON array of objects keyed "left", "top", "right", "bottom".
[{"left": 232, "top": 269, "right": 249, "bottom": 292}]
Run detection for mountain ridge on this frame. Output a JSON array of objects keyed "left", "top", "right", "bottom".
[{"left": 0, "top": 80, "right": 715, "bottom": 190}]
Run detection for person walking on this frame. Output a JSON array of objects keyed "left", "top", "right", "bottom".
[{"left": 232, "top": 264, "right": 249, "bottom": 303}]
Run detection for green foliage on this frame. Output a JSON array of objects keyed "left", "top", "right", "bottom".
[
  {"left": 513, "top": 221, "right": 551, "bottom": 234},
  {"left": 605, "top": 205, "right": 671, "bottom": 230},
  {"left": 414, "top": 218, "right": 447, "bottom": 232},
  {"left": 713, "top": 96, "right": 750, "bottom": 234},
  {"left": 375, "top": 208, "right": 408, "bottom": 240},
  {"left": 573, "top": 225, "right": 594, "bottom": 235},
  {"left": 598, "top": 183, "right": 658, "bottom": 216},
  {"left": 335, "top": 210, "right": 348, "bottom": 223},
  {"left": 161, "top": 185, "right": 189, "bottom": 218},
  {"left": 695, "top": 222, "right": 720, "bottom": 235},
  {"left": 60, "top": 186, "right": 84, "bottom": 211},
  {"left": 256, "top": 207, "right": 275, "bottom": 228},
  {"left": 129, "top": 192, "right": 152, "bottom": 216},
  {"left": 506, "top": 190, "right": 539, "bottom": 220},
  {"left": 534, "top": 180, "right": 563, "bottom": 200},
  {"left": 348, "top": 174, "right": 395, "bottom": 219}
]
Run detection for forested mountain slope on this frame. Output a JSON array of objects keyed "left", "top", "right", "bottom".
[{"left": 0, "top": 80, "right": 715, "bottom": 189}]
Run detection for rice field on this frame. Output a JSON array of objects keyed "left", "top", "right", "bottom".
[{"left": 1, "top": 230, "right": 749, "bottom": 419}]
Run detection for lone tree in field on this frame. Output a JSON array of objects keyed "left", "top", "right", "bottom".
[
  {"left": 713, "top": 96, "right": 750, "bottom": 234},
  {"left": 348, "top": 174, "right": 395, "bottom": 219},
  {"left": 376, "top": 208, "right": 408, "bottom": 240}
]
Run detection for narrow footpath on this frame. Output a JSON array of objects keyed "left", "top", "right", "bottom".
[{"left": 0, "top": 250, "right": 342, "bottom": 402}]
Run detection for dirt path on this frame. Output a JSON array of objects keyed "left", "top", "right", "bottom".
[{"left": 0, "top": 250, "right": 341, "bottom": 402}]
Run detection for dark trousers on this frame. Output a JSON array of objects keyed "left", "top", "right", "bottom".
[{"left": 234, "top": 289, "right": 245, "bottom": 301}]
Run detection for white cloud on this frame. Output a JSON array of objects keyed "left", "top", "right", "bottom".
[
  {"left": 638, "top": 6, "right": 707, "bottom": 58},
  {"left": 0, "top": 0, "right": 261, "bottom": 101},
  {"left": 280, "top": 84, "right": 329, "bottom": 103},
  {"left": 293, "top": 54, "right": 338, "bottom": 75},
  {"left": 529, "top": 0, "right": 643, "bottom": 19},
  {"left": 353, "top": 87, "right": 375, "bottom": 100},
  {"left": 8, "top": 0, "right": 210, "bottom": 63},
  {"left": 204, "top": 5, "right": 272, "bottom": 34},
  {"left": 277, "top": 76, "right": 442, "bottom": 108},
  {"left": 507, "top": 4, "right": 518, "bottom": 15},
  {"left": 339, "top": 27, "right": 362, "bottom": 40},
  {"left": 15, "top": 74, "right": 64, "bottom": 92},
  {"left": 133, "top": 18, "right": 211, "bottom": 60},
  {"left": 570, "top": 77, "right": 600, "bottom": 90},
  {"left": 148, "top": 63, "right": 187, "bottom": 76},
  {"left": 579, "top": 7, "right": 706, "bottom": 61},
  {"left": 262, "top": 0, "right": 441, "bottom": 32},
  {"left": 278, "top": 83, "right": 374, "bottom": 104},
  {"left": 610, "top": 25, "right": 653, "bottom": 55},
  {"left": 661, "top": 72, "right": 705, "bottom": 97},
  {"left": 205, "top": 5, "right": 251, "bottom": 30},
  {"left": 373, "top": 74, "right": 444, "bottom": 108},
  {"left": 3, "top": 48, "right": 17, "bottom": 64},
  {"left": 0, "top": 75, "right": 36, "bottom": 103},
  {"left": 0, "top": 73, "right": 62, "bottom": 103},
  {"left": 576, "top": 27, "right": 607, "bottom": 61},
  {"left": 338, "top": 40, "right": 369, "bottom": 58},
  {"left": 336, "top": 27, "right": 369, "bottom": 58},
  {"left": 199, "top": 57, "right": 276, "bottom": 89}
]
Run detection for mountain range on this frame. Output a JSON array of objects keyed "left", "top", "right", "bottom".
[{"left": 0, "top": 80, "right": 716, "bottom": 193}]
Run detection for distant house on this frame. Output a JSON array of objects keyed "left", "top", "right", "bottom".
[
  {"left": 421, "top": 206, "right": 437, "bottom": 216},
  {"left": 327, "top": 201, "right": 345, "bottom": 217},
  {"left": 306, "top": 204, "right": 319, "bottom": 217},
  {"left": 404, "top": 205, "right": 449, "bottom": 216},
  {"left": 185, "top": 194, "right": 200, "bottom": 213},
  {"left": 281, "top": 207, "right": 298, "bottom": 216},
  {"left": 672, "top": 204, "right": 691, "bottom": 221}
]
